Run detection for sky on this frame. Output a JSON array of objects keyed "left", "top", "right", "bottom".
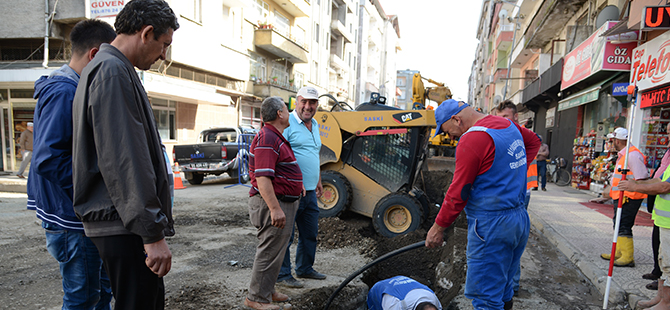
[{"left": 379, "top": 0, "right": 483, "bottom": 103}]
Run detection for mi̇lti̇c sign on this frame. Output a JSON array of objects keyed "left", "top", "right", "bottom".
[{"left": 642, "top": 6, "right": 670, "bottom": 30}]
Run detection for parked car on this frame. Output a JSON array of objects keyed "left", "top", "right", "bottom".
[{"left": 172, "top": 126, "right": 258, "bottom": 184}]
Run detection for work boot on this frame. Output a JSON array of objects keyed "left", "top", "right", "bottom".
[
  {"left": 503, "top": 299, "right": 513, "bottom": 310},
  {"left": 613, "top": 236, "right": 635, "bottom": 267},
  {"left": 601, "top": 237, "right": 622, "bottom": 260},
  {"left": 639, "top": 279, "right": 663, "bottom": 309},
  {"left": 651, "top": 279, "right": 670, "bottom": 309}
]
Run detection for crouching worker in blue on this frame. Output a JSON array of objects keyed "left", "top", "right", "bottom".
[{"left": 367, "top": 276, "right": 442, "bottom": 310}]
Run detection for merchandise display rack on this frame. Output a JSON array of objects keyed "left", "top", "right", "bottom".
[
  {"left": 572, "top": 136, "right": 595, "bottom": 190},
  {"left": 641, "top": 107, "right": 670, "bottom": 170}
]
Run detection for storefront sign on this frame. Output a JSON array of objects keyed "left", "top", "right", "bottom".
[
  {"left": 562, "top": 21, "right": 638, "bottom": 90},
  {"left": 90, "top": 0, "right": 126, "bottom": 19},
  {"left": 612, "top": 83, "right": 629, "bottom": 96},
  {"left": 639, "top": 83, "right": 670, "bottom": 108},
  {"left": 558, "top": 86, "right": 601, "bottom": 111},
  {"left": 642, "top": 6, "right": 670, "bottom": 30},
  {"left": 631, "top": 30, "right": 670, "bottom": 92}
]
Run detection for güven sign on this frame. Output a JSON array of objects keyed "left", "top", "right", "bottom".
[
  {"left": 561, "top": 21, "right": 638, "bottom": 90},
  {"left": 90, "top": 0, "right": 126, "bottom": 19}
]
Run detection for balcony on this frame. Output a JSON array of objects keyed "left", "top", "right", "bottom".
[
  {"left": 524, "top": 0, "right": 587, "bottom": 49},
  {"left": 269, "top": 0, "right": 310, "bottom": 17},
  {"left": 331, "top": 20, "right": 353, "bottom": 43},
  {"left": 329, "top": 54, "right": 348, "bottom": 73},
  {"left": 496, "top": 24, "right": 514, "bottom": 51},
  {"left": 493, "top": 68, "right": 508, "bottom": 83},
  {"left": 252, "top": 81, "right": 298, "bottom": 103},
  {"left": 328, "top": 85, "right": 350, "bottom": 100},
  {"left": 254, "top": 28, "right": 308, "bottom": 63}
]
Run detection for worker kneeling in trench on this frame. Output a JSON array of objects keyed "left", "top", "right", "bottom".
[{"left": 367, "top": 275, "right": 442, "bottom": 310}]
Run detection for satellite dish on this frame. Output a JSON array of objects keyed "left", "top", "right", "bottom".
[
  {"left": 493, "top": 95, "right": 502, "bottom": 106},
  {"left": 595, "top": 5, "right": 619, "bottom": 29},
  {"left": 498, "top": 9, "right": 508, "bottom": 21}
]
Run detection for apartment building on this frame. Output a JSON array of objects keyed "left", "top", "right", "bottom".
[{"left": 0, "top": 0, "right": 382, "bottom": 172}]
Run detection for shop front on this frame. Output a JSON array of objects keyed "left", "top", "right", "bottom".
[
  {"left": 556, "top": 21, "right": 637, "bottom": 191},
  {"left": 629, "top": 30, "right": 670, "bottom": 176},
  {"left": 0, "top": 84, "right": 42, "bottom": 174}
]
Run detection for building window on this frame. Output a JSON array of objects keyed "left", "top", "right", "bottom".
[
  {"left": 294, "top": 72, "right": 304, "bottom": 88},
  {"left": 249, "top": 0, "right": 269, "bottom": 24},
  {"left": 326, "top": 33, "right": 330, "bottom": 50},
  {"left": 180, "top": 0, "right": 202, "bottom": 23},
  {"left": 150, "top": 98, "right": 176, "bottom": 141},
  {"left": 348, "top": 52, "right": 351, "bottom": 66},
  {"left": 241, "top": 106, "right": 262, "bottom": 128},
  {"left": 250, "top": 52, "right": 267, "bottom": 81},
  {"left": 271, "top": 61, "right": 289, "bottom": 84},
  {"left": 273, "top": 10, "right": 290, "bottom": 36},
  {"left": 295, "top": 26, "right": 306, "bottom": 46},
  {"left": 311, "top": 61, "right": 319, "bottom": 84},
  {"left": 314, "top": 23, "right": 320, "bottom": 43}
]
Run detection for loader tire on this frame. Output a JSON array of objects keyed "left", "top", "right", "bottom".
[
  {"left": 318, "top": 171, "right": 352, "bottom": 218},
  {"left": 410, "top": 188, "right": 431, "bottom": 221},
  {"left": 373, "top": 193, "right": 422, "bottom": 238}
]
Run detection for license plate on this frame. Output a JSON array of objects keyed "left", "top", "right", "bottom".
[{"left": 190, "top": 162, "right": 209, "bottom": 168}]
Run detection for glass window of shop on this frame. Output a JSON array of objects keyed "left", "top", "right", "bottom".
[
  {"left": 583, "top": 91, "right": 627, "bottom": 138},
  {"left": 0, "top": 89, "right": 37, "bottom": 173},
  {"left": 150, "top": 98, "right": 176, "bottom": 141},
  {"left": 641, "top": 106, "right": 670, "bottom": 170}
]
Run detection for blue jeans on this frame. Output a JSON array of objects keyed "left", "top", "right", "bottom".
[
  {"left": 278, "top": 190, "right": 319, "bottom": 280},
  {"left": 513, "top": 192, "right": 531, "bottom": 292},
  {"left": 43, "top": 222, "right": 112, "bottom": 310},
  {"left": 464, "top": 207, "right": 529, "bottom": 309},
  {"left": 537, "top": 160, "right": 547, "bottom": 189}
]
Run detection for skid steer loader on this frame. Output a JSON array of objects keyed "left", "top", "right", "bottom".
[{"left": 316, "top": 93, "right": 437, "bottom": 238}]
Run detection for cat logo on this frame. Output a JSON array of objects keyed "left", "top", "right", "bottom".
[{"left": 392, "top": 112, "right": 422, "bottom": 124}]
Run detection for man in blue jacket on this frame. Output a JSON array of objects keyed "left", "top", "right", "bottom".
[
  {"left": 30, "top": 19, "right": 116, "bottom": 309},
  {"left": 367, "top": 276, "right": 442, "bottom": 310}
]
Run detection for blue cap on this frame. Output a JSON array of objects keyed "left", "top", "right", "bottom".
[{"left": 434, "top": 99, "right": 469, "bottom": 137}]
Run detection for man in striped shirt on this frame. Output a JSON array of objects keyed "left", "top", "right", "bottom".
[{"left": 245, "top": 96, "right": 303, "bottom": 310}]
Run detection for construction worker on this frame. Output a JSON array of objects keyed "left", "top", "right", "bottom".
[
  {"left": 426, "top": 99, "right": 541, "bottom": 310},
  {"left": 618, "top": 168, "right": 670, "bottom": 308},
  {"left": 367, "top": 276, "right": 442, "bottom": 310},
  {"left": 600, "top": 127, "right": 649, "bottom": 267}
]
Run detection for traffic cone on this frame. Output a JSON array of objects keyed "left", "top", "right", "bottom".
[{"left": 173, "top": 164, "right": 186, "bottom": 190}]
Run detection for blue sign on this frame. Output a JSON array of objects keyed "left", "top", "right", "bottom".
[{"left": 612, "top": 83, "right": 629, "bottom": 96}]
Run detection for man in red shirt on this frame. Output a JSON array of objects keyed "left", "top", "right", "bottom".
[
  {"left": 245, "top": 96, "right": 303, "bottom": 310},
  {"left": 425, "top": 99, "right": 540, "bottom": 309}
]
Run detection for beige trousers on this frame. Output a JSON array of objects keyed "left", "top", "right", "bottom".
[{"left": 247, "top": 194, "right": 299, "bottom": 303}]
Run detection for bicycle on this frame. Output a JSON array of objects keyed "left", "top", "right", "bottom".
[{"left": 546, "top": 156, "right": 571, "bottom": 186}]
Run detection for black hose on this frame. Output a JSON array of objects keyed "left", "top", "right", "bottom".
[{"left": 323, "top": 241, "right": 426, "bottom": 310}]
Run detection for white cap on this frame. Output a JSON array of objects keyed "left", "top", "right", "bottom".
[
  {"left": 607, "top": 127, "right": 628, "bottom": 140},
  {"left": 27, "top": 122, "right": 33, "bottom": 127},
  {"left": 296, "top": 86, "right": 319, "bottom": 100}
]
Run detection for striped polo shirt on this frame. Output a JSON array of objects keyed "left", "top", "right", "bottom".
[{"left": 249, "top": 123, "right": 303, "bottom": 197}]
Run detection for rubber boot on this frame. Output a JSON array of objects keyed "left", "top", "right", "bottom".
[
  {"left": 613, "top": 236, "right": 635, "bottom": 267},
  {"left": 652, "top": 278, "right": 670, "bottom": 309},
  {"left": 503, "top": 299, "right": 513, "bottom": 310},
  {"left": 601, "top": 237, "right": 622, "bottom": 260},
  {"left": 638, "top": 279, "right": 662, "bottom": 308}
]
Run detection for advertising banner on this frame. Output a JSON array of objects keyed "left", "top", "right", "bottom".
[
  {"left": 90, "top": 0, "right": 126, "bottom": 19},
  {"left": 561, "top": 21, "right": 638, "bottom": 90},
  {"left": 631, "top": 30, "right": 670, "bottom": 93}
]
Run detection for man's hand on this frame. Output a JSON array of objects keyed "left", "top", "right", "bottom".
[
  {"left": 617, "top": 180, "right": 635, "bottom": 192},
  {"left": 269, "top": 206, "right": 286, "bottom": 229},
  {"left": 316, "top": 181, "right": 323, "bottom": 198},
  {"left": 425, "top": 223, "right": 447, "bottom": 248},
  {"left": 144, "top": 238, "right": 172, "bottom": 277}
]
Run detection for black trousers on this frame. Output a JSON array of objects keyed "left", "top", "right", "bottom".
[
  {"left": 611, "top": 198, "right": 643, "bottom": 237},
  {"left": 648, "top": 195, "right": 663, "bottom": 277},
  {"left": 91, "top": 235, "right": 165, "bottom": 310}
]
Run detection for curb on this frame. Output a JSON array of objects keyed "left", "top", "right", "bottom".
[{"left": 528, "top": 209, "right": 627, "bottom": 307}]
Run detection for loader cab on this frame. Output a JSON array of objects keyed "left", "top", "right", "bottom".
[{"left": 356, "top": 93, "right": 401, "bottom": 111}]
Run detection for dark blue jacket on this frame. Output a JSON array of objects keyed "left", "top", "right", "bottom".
[{"left": 30, "top": 65, "right": 82, "bottom": 231}]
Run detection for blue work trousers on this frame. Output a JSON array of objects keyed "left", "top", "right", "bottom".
[
  {"left": 278, "top": 190, "right": 319, "bottom": 279},
  {"left": 537, "top": 160, "right": 547, "bottom": 189},
  {"left": 465, "top": 207, "right": 529, "bottom": 309},
  {"left": 43, "top": 222, "right": 112, "bottom": 310}
]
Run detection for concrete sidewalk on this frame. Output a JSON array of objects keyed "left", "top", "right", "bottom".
[
  {"left": 529, "top": 182, "right": 656, "bottom": 308},
  {"left": 0, "top": 173, "right": 27, "bottom": 193}
]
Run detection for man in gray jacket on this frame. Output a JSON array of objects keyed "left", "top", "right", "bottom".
[{"left": 72, "top": 0, "right": 179, "bottom": 309}]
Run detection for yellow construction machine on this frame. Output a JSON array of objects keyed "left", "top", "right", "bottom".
[
  {"left": 316, "top": 93, "right": 436, "bottom": 238},
  {"left": 411, "top": 73, "right": 457, "bottom": 156}
]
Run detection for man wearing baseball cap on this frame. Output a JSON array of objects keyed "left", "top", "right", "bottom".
[
  {"left": 277, "top": 86, "right": 326, "bottom": 288},
  {"left": 600, "top": 127, "right": 649, "bottom": 267},
  {"left": 425, "top": 99, "right": 541, "bottom": 310}
]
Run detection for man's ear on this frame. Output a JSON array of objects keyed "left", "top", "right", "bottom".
[
  {"left": 87, "top": 47, "right": 100, "bottom": 61},
  {"left": 140, "top": 25, "right": 155, "bottom": 44}
]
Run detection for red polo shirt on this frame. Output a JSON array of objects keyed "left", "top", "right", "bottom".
[{"left": 249, "top": 123, "right": 303, "bottom": 197}]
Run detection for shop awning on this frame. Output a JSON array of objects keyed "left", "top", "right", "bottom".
[{"left": 557, "top": 75, "right": 620, "bottom": 111}]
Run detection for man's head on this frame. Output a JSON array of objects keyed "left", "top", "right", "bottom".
[
  {"left": 295, "top": 86, "right": 319, "bottom": 122},
  {"left": 607, "top": 127, "right": 628, "bottom": 151},
  {"left": 261, "top": 96, "right": 289, "bottom": 128},
  {"left": 113, "top": 0, "right": 180, "bottom": 70},
  {"left": 69, "top": 19, "right": 116, "bottom": 74},
  {"left": 434, "top": 99, "right": 471, "bottom": 140},
  {"left": 496, "top": 100, "right": 518, "bottom": 123},
  {"left": 27, "top": 122, "right": 33, "bottom": 132},
  {"left": 415, "top": 302, "right": 439, "bottom": 310}
]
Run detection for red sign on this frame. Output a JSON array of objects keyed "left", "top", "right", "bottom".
[
  {"left": 639, "top": 84, "right": 670, "bottom": 108},
  {"left": 642, "top": 6, "right": 670, "bottom": 30},
  {"left": 630, "top": 31, "right": 670, "bottom": 91}
]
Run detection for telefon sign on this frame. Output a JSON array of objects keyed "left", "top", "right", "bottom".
[{"left": 630, "top": 30, "right": 670, "bottom": 92}]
